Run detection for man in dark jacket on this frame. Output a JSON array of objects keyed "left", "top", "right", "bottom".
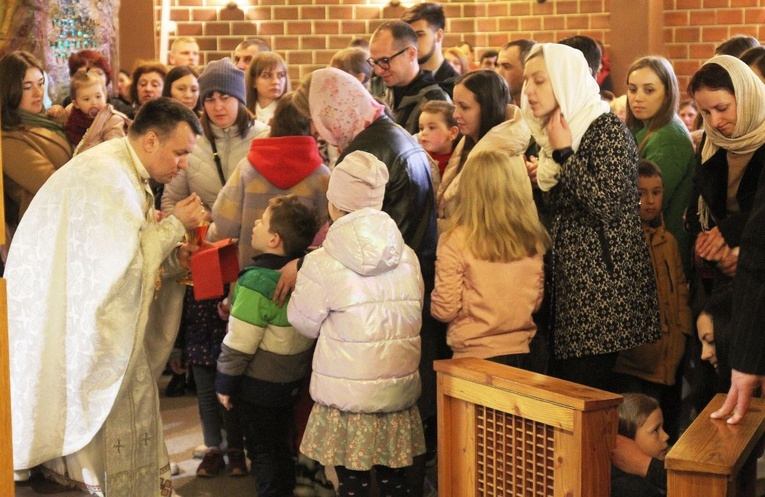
[
  {"left": 368, "top": 20, "right": 450, "bottom": 135},
  {"left": 401, "top": 2, "right": 459, "bottom": 97}
]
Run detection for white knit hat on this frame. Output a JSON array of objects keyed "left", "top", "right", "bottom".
[{"left": 327, "top": 151, "right": 389, "bottom": 212}]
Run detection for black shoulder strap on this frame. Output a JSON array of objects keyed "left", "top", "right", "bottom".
[{"left": 210, "top": 139, "right": 226, "bottom": 186}]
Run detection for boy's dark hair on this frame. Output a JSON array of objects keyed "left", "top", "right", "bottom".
[
  {"left": 638, "top": 159, "right": 663, "bottom": 179},
  {"left": 267, "top": 195, "right": 318, "bottom": 258},
  {"left": 420, "top": 100, "right": 458, "bottom": 128},
  {"left": 348, "top": 36, "right": 369, "bottom": 50},
  {"left": 558, "top": 35, "right": 602, "bottom": 77},
  {"left": 618, "top": 393, "right": 660, "bottom": 439},
  {"left": 401, "top": 2, "right": 446, "bottom": 31}
]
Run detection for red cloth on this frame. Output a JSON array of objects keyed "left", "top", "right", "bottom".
[
  {"left": 247, "top": 135, "right": 324, "bottom": 189},
  {"left": 428, "top": 150, "right": 453, "bottom": 177},
  {"left": 65, "top": 107, "right": 95, "bottom": 147}
]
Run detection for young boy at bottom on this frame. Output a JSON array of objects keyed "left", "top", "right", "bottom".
[
  {"left": 613, "top": 159, "right": 692, "bottom": 441},
  {"left": 215, "top": 194, "right": 318, "bottom": 497}
]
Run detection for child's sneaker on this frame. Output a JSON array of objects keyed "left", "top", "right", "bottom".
[
  {"left": 196, "top": 449, "right": 225, "bottom": 477},
  {"left": 226, "top": 449, "right": 248, "bottom": 477}
]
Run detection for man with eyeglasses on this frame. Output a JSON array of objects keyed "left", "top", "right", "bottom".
[{"left": 368, "top": 20, "right": 449, "bottom": 136}]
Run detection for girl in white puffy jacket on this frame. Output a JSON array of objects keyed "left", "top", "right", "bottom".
[{"left": 287, "top": 151, "right": 426, "bottom": 497}]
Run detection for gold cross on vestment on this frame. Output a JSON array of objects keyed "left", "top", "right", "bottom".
[{"left": 113, "top": 438, "right": 125, "bottom": 454}]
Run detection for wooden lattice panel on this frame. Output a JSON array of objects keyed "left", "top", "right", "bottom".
[
  {"left": 436, "top": 358, "right": 621, "bottom": 497},
  {"left": 476, "top": 405, "right": 555, "bottom": 496}
]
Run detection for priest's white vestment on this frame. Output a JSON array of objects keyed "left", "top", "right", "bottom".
[{"left": 6, "top": 137, "right": 186, "bottom": 496}]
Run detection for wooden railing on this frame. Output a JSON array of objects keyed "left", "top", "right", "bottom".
[
  {"left": 667, "top": 394, "right": 765, "bottom": 497},
  {"left": 435, "top": 358, "right": 622, "bottom": 497}
]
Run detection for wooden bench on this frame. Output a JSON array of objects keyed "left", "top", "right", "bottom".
[
  {"left": 435, "top": 358, "right": 622, "bottom": 497},
  {"left": 666, "top": 394, "right": 765, "bottom": 497}
]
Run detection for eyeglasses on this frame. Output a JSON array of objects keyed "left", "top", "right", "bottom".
[{"left": 367, "top": 47, "right": 411, "bottom": 70}]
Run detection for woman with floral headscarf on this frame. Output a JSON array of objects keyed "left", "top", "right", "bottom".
[
  {"left": 521, "top": 43, "right": 661, "bottom": 390},
  {"left": 291, "top": 67, "right": 436, "bottom": 271}
]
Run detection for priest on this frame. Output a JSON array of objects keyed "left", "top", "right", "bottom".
[{"left": 7, "top": 97, "right": 207, "bottom": 496}]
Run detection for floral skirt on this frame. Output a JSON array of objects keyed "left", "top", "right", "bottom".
[{"left": 300, "top": 403, "right": 426, "bottom": 471}]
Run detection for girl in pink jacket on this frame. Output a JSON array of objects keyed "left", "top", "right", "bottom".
[{"left": 431, "top": 150, "right": 550, "bottom": 366}]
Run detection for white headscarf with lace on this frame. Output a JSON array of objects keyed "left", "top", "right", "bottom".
[
  {"left": 521, "top": 43, "right": 610, "bottom": 191},
  {"left": 697, "top": 54, "right": 765, "bottom": 162}
]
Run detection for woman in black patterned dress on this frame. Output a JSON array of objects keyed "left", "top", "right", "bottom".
[{"left": 521, "top": 43, "right": 661, "bottom": 391}]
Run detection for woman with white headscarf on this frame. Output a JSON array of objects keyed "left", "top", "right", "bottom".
[
  {"left": 521, "top": 43, "right": 661, "bottom": 390},
  {"left": 684, "top": 57, "right": 765, "bottom": 422},
  {"left": 687, "top": 55, "right": 765, "bottom": 288}
]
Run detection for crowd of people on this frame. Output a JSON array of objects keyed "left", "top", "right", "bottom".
[{"left": 3, "top": 3, "right": 765, "bottom": 496}]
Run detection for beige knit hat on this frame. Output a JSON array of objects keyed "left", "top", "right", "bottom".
[{"left": 326, "top": 151, "right": 389, "bottom": 212}]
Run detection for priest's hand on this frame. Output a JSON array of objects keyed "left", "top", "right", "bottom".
[
  {"left": 177, "top": 242, "right": 201, "bottom": 270},
  {"left": 217, "top": 393, "right": 233, "bottom": 411},
  {"left": 173, "top": 193, "right": 206, "bottom": 230}
]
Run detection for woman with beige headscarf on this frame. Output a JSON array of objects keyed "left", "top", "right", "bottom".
[{"left": 687, "top": 55, "right": 765, "bottom": 289}]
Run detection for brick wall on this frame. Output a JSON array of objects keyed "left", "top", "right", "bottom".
[
  {"left": 156, "top": 0, "right": 765, "bottom": 95},
  {"left": 663, "top": 0, "right": 765, "bottom": 92}
]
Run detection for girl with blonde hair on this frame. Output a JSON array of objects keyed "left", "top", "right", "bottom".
[{"left": 431, "top": 150, "right": 549, "bottom": 365}]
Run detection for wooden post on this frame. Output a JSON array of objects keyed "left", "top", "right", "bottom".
[
  {"left": 666, "top": 394, "right": 765, "bottom": 497},
  {"left": 1, "top": 120, "right": 16, "bottom": 496},
  {"left": 436, "top": 358, "right": 622, "bottom": 497}
]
